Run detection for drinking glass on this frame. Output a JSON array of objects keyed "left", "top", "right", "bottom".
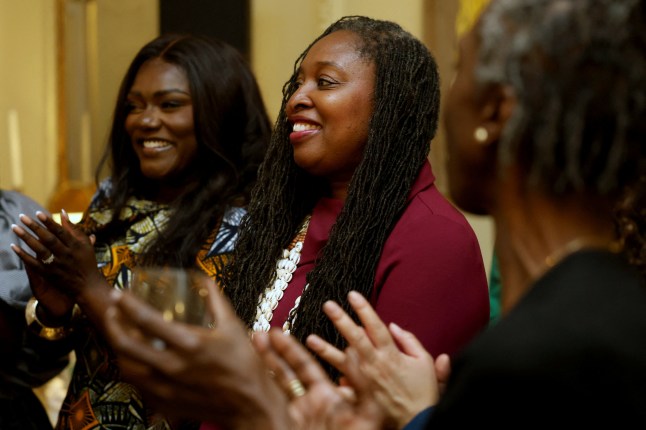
[{"left": 129, "top": 267, "right": 212, "bottom": 327}]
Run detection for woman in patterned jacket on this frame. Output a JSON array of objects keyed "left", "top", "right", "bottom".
[{"left": 11, "top": 34, "right": 270, "bottom": 430}]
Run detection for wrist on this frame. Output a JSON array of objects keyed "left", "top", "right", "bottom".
[
  {"left": 75, "top": 274, "right": 111, "bottom": 306},
  {"left": 36, "top": 300, "right": 75, "bottom": 326}
]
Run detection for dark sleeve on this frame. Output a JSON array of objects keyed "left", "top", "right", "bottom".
[
  {"left": 0, "top": 300, "right": 71, "bottom": 394},
  {"left": 402, "top": 407, "right": 434, "bottom": 430},
  {"left": 0, "top": 191, "right": 71, "bottom": 390}
]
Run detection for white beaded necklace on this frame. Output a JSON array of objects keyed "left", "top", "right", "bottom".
[{"left": 252, "top": 216, "right": 311, "bottom": 333}]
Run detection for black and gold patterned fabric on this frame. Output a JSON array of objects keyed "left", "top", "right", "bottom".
[{"left": 56, "top": 181, "right": 244, "bottom": 430}]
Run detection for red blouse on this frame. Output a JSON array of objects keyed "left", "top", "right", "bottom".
[{"left": 270, "top": 161, "right": 489, "bottom": 357}]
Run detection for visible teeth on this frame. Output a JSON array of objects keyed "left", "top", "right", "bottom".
[
  {"left": 142, "top": 140, "right": 170, "bottom": 148},
  {"left": 293, "top": 122, "right": 320, "bottom": 132}
]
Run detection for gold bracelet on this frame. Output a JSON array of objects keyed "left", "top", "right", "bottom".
[{"left": 24, "top": 297, "right": 81, "bottom": 341}]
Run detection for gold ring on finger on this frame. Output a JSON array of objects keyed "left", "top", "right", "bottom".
[{"left": 288, "top": 379, "right": 306, "bottom": 398}]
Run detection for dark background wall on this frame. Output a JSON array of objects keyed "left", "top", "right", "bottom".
[{"left": 159, "top": 0, "right": 250, "bottom": 59}]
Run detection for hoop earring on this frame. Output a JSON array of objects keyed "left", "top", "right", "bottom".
[{"left": 474, "top": 127, "right": 489, "bottom": 144}]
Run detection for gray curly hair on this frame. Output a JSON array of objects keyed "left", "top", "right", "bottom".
[{"left": 476, "top": 0, "right": 646, "bottom": 198}]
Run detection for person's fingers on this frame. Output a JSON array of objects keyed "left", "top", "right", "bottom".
[
  {"left": 58, "top": 209, "right": 89, "bottom": 242},
  {"left": 202, "top": 278, "right": 242, "bottom": 331},
  {"left": 105, "top": 301, "right": 213, "bottom": 411},
  {"left": 115, "top": 291, "right": 202, "bottom": 352},
  {"left": 268, "top": 329, "right": 331, "bottom": 389},
  {"left": 434, "top": 353, "right": 451, "bottom": 390},
  {"left": 340, "top": 347, "right": 372, "bottom": 397},
  {"left": 115, "top": 352, "right": 155, "bottom": 381},
  {"left": 103, "top": 303, "right": 172, "bottom": 365},
  {"left": 388, "top": 322, "right": 430, "bottom": 359},
  {"left": 306, "top": 334, "right": 346, "bottom": 370},
  {"left": 35, "top": 211, "right": 77, "bottom": 244},
  {"left": 21, "top": 214, "right": 70, "bottom": 256},
  {"left": 347, "top": 291, "right": 396, "bottom": 350},
  {"left": 251, "top": 331, "right": 270, "bottom": 354},
  {"left": 9, "top": 241, "right": 45, "bottom": 271},
  {"left": 337, "top": 385, "right": 357, "bottom": 402},
  {"left": 11, "top": 223, "right": 55, "bottom": 264},
  {"left": 253, "top": 331, "right": 302, "bottom": 398},
  {"left": 113, "top": 353, "right": 189, "bottom": 409},
  {"left": 322, "top": 300, "right": 378, "bottom": 362}
]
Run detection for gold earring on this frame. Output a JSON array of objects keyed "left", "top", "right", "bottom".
[{"left": 474, "top": 127, "right": 488, "bottom": 144}]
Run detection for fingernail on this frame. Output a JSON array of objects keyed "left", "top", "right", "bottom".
[
  {"left": 323, "top": 300, "right": 342, "bottom": 316},
  {"left": 253, "top": 331, "right": 269, "bottom": 346},
  {"left": 110, "top": 289, "right": 123, "bottom": 301},
  {"left": 61, "top": 209, "right": 68, "bottom": 220},
  {"left": 306, "top": 334, "right": 323, "bottom": 348},
  {"left": 348, "top": 290, "right": 365, "bottom": 305},
  {"left": 35, "top": 211, "right": 47, "bottom": 222},
  {"left": 389, "top": 322, "right": 403, "bottom": 334}
]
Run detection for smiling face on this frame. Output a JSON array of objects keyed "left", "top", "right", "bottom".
[
  {"left": 285, "top": 30, "right": 375, "bottom": 200},
  {"left": 125, "top": 58, "right": 198, "bottom": 184}
]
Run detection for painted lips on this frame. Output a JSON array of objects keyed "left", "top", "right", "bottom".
[
  {"left": 138, "top": 139, "right": 173, "bottom": 155},
  {"left": 289, "top": 122, "right": 321, "bottom": 144}
]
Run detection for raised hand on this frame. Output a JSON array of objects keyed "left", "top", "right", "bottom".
[
  {"left": 11, "top": 210, "right": 108, "bottom": 323},
  {"left": 307, "top": 291, "right": 439, "bottom": 429},
  {"left": 254, "top": 328, "right": 388, "bottom": 430},
  {"left": 11, "top": 210, "right": 103, "bottom": 298},
  {"left": 104, "top": 280, "right": 291, "bottom": 430}
]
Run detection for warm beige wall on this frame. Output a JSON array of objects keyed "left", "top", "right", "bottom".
[
  {"left": 251, "top": 0, "right": 424, "bottom": 121},
  {"left": 250, "top": 0, "right": 494, "bottom": 273},
  {"left": 0, "top": 0, "right": 157, "bottom": 208},
  {"left": 92, "top": 0, "right": 159, "bottom": 174},
  {"left": 0, "top": 0, "right": 57, "bottom": 205},
  {"left": 424, "top": 1, "right": 495, "bottom": 274},
  {"left": 0, "top": 0, "right": 494, "bottom": 271}
]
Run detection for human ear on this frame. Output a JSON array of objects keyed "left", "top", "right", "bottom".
[{"left": 474, "top": 85, "right": 516, "bottom": 146}]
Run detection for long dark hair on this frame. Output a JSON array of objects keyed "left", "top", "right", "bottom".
[
  {"left": 94, "top": 34, "right": 270, "bottom": 267},
  {"left": 226, "top": 17, "right": 441, "bottom": 363}
]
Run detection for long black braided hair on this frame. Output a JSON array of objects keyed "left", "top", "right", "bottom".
[{"left": 225, "top": 16, "right": 441, "bottom": 373}]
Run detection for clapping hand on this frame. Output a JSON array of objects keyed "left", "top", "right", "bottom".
[
  {"left": 104, "top": 280, "right": 292, "bottom": 429},
  {"left": 11, "top": 210, "right": 107, "bottom": 324}
]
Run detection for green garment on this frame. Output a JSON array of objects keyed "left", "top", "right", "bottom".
[{"left": 488, "top": 254, "right": 502, "bottom": 325}]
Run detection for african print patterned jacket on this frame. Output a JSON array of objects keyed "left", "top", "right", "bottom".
[{"left": 56, "top": 180, "right": 244, "bottom": 430}]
